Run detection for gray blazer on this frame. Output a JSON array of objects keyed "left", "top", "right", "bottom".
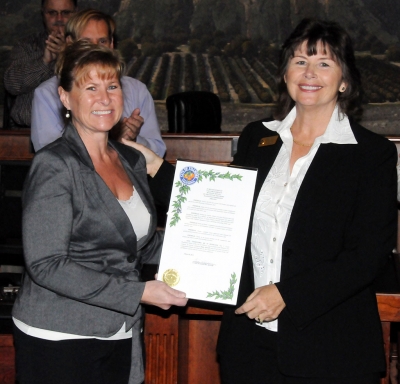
[{"left": 13, "top": 123, "right": 162, "bottom": 384}]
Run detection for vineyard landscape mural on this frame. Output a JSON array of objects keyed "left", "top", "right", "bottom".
[{"left": 1, "top": 0, "right": 400, "bottom": 131}]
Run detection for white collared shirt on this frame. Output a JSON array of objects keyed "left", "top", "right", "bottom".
[{"left": 252, "top": 105, "right": 357, "bottom": 332}]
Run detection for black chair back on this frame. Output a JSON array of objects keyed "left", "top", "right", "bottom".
[
  {"left": 166, "top": 91, "right": 222, "bottom": 133},
  {"left": 2, "top": 91, "right": 31, "bottom": 129},
  {"left": 2, "top": 91, "right": 16, "bottom": 129}
]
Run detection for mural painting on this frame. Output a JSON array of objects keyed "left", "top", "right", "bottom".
[{"left": 1, "top": 0, "right": 400, "bottom": 130}]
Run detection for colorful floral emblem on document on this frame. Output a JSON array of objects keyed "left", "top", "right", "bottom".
[{"left": 179, "top": 166, "right": 199, "bottom": 185}]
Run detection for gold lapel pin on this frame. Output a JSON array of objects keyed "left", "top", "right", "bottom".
[{"left": 258, "top": 136, "right": 278, "bottom": 147}]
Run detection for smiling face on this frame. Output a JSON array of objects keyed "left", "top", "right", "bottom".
[
  {"left": 59, "top": 67, "right": 123, "bottom": 136},
  {"left": 285, "top": 40, "right": 346, "bottom": 113}
]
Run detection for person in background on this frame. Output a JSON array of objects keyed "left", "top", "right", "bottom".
[
  {"left": 12, "top": 41, "right": 186, "bottom": 384},
  {"left": 30, "top": 9, "right": 166, "bottom": 157},
  {"left": 4, "top": 0, "right": 77, "bottom": 127},
  {"left": 125, "top": 18, "right": 398, "bottom": 384}
]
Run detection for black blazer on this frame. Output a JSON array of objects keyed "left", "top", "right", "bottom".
[{"left": 215, "top": 118, "right": 398, "bottom": 378}]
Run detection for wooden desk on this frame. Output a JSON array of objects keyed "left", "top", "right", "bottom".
[
  {"left": 377, "top": 293, "right": 400, "bottom": 384},
  {"left": 143, "top": 305, "right": 223, "bottom": 384},
  {"left": 0, "top": 131, "right": 239, "bottom": 164},
  {"left": 142, "top": 297, "right": 400, "bottom": 384},
  {"left": 0, "top": 335, "right": 14, "bottom": 384},
  {"left": 0, "top": 130, "right": 33, "bottom": 161},
  {"left": 1, "top": 130, "right": 399, "bottom": 165},
  {"left": 162, "top": 133, "right": 239, "bottom": 164},
  {"left": 0, "top": 300, "right": 396, "bottom": 384}
]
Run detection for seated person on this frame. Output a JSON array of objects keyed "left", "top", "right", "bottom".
[
  {"left": 4, "top": 0, "right": 77, "bottom": 127},
  {"left": 31, "top": 9, "right": 166, "bottom": 157}
]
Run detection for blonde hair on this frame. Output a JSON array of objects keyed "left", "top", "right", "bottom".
[
  {"left": 57, "top": 40, "right": 123, "bottom": 92},
  {"left": 64, "top": 9, "right": 115, "bottom": 43}
]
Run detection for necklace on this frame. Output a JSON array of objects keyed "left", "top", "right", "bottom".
[{"left": 290, "top": 127, "right": 313, "bottom": 147}]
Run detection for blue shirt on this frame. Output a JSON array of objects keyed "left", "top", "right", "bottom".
[{"left": 31, "top": 75, "right": 166, "bottom": 156}]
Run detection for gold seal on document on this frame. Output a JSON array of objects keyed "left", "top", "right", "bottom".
[{"left": 163, "top": 269, "right": 180, "bottom": 287}]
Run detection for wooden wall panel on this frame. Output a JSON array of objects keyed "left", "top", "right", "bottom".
[
  {"left": 0, "top": 335, "right": 15, "bottom": 384},
  {"left": 162, "top": 134, "right": 238, "bottom": 165},
  {"left": 178, "top": 316, "right": 221, "bottom": 384},
  {"left": 144, "top": 310, "right": 179, "bottom": 384},
  {"left": 0, "top": 131, "right": 33, "bottom": 161}
]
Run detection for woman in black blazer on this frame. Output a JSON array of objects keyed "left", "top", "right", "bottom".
[
  {"left": 128, "top": 19, "right": 397, "bottom": 384},
  {"left": 217, "top": 19, "right": 397, "bottom": 384}
]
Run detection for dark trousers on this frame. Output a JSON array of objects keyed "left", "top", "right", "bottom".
[
  {"left": 219, "top": 324, "right": 380, "bottom": 384},
  {"left": 13, "top": 324, "right": 132, "bottom": 384}
]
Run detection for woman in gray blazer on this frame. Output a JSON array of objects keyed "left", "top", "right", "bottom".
[{"left": 12, "top": 41, "right": 187, "bottom": 384}]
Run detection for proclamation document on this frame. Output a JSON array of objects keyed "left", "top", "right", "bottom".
[{"left": 157, "top": 160, "right": 257, "bottom": 305}]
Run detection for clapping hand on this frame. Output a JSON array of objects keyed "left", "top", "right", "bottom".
[
  {"left": 44, "top": 28, "right": 65, "bottom": 64},
  {"left": 120, "top": 108, "right": 144, "bottom": 141}
]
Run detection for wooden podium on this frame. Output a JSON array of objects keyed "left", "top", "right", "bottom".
[
  {"left": 144, "top": 304, "right": 223, "bottom": 384},
  {"left": 1, "top": 130, "right": 400, "bottom": 384}
]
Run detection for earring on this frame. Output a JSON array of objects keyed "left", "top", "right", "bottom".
[
  {"left": 66, "top": 110, "right": 70, "bottom": 118},
  {"left": 340, "top": 86, "right": 346, "bottom": 92}
]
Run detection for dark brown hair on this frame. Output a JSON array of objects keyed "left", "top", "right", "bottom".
[{"left": 274, "top": 18, "right": 363, "bottom": 121}]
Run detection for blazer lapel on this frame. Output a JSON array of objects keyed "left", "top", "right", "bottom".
[
  {"left": 112, "top": 141, "right": 157, "bottom": 251},
  {"left": 287, "top": 142, "right": 358, "bottom": 232},
  {"left": 82, "top": 170, "right": 139, "bottom": 252},
  {"left": 62, "top": 124, "right": 141, "bottom": 254}
]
